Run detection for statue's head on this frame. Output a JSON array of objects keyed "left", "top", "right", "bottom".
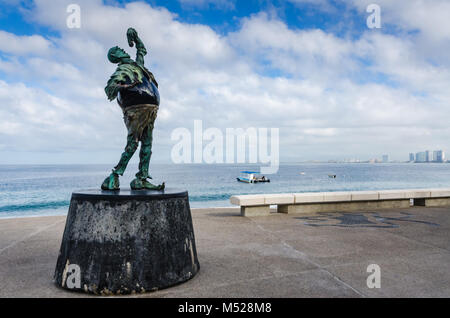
[{"left": 107, "top": 46, "right": 130, "bottom": 64}]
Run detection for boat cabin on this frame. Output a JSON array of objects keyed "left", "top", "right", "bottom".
[{"left": 237, "top": 171, "right": 270, "bottom": 183}]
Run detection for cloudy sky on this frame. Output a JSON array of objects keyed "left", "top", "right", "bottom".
[{"left": 0, "top": 0, "right": 449, "bottom": 164}]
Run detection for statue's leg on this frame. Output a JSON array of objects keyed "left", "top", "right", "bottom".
[
  {"left": 131, "top": 111, "right": 164, "bottom": 190},
  {"left": 114, "top": 134, "right": 139, "bottom": 176},
  {"left": 135, "top": 124, "right": 153, "bottom": 180},
  {"left": 101, "top": 134, "right": 139, "bottom": 190}
]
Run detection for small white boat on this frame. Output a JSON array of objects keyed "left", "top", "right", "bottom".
[
  {"left": 237, "top": 171, "right": 270, "bottom": 183},
  {"left": 300, "top": 172, "right": 306, "bottom": 175}
]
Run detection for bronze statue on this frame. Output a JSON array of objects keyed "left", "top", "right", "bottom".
[{"left": 102, "top": 28, "right": 164, "bottom": 190}]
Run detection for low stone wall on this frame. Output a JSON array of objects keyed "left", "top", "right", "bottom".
[{"left": 230, "top": 188, "right": 450, "bottom": 217}]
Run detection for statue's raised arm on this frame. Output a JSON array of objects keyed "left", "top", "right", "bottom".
[{"left": 127, "top": 27, "right": 147, "bottom": 67}]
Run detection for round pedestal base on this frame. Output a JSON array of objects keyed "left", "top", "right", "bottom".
[{"left": 54, "top": 188, "right": 200, "bottom": 295}]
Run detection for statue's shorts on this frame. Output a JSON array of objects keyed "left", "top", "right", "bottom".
[{"left": 123, "top": 104, "right": 159, "bottom": 141}]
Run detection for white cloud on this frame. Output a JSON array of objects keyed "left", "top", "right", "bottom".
[
  {"left": 0, "top": 30, "right": 52, "bottom": 55},
  {"left": 229, "top": 13, "right": 356, "bottom": 81}
]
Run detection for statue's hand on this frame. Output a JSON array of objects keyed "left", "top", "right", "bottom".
[{"left": 127, "top": 27, "right": 138, "bottom": 47}]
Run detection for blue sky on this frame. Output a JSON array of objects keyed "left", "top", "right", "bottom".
[
  {"left": 0, "top": 0, "right": 449, "bottom": 164},
  {"left": 0, "top": 0, "right": 364, "bottom": 36}
]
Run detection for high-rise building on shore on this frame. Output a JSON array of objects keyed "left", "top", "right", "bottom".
[
  {"left": 416, "top": 152, "right": 427, "bottom": 162},
  {"left": 425, "top": 150, "right": 431, "bottom": 162},
  {"left": 412, "top": 150, "right": 445, "bottom": 163},
  {"left": 382, "top": 155, "right": 389, "bottom": 163},
  {"left": 433, "top": 150, "right": 445, "bottom": 163}
]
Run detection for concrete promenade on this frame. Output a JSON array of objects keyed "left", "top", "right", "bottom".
[{"left": 0, "top": 206, "right": 449, "bottom": 297}]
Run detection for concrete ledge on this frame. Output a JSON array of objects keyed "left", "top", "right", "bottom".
[
  {"left": 231, "top": 195, "right": 265, "bottom": 206},
  {"left": 278, "top": 199, "right": 410, "bottom": 214},
  {"left": 322, "top": 191, "right": 352, "bottom": 202},
  {"left": 231, "top": 188, "right": 450, "bottom": 217},
  {"left": 430, "top": 188, "right": 450, "bottom": 198},
  {"left": 294, "top": 192, "right": 324, "bottom": 203},
  {"left": 351, "top": 191, "right": 379, "bottom": 201},
  {"left": 378, "top": 190, "right": 408, "bottom": 200},
  {"left": 264, "top": 194, "right": 294, "bottom": 205},
  {"left": 408, "top": 189, "right": 431, "bottom": 198}
]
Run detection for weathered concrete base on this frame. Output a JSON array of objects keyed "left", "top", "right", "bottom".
[
  {"left": 241, "top": 205, "right": 271, "bottom": 217},
  {"left": 415, "top": 197, "right": 450, "bottom": 207},
  {"left": 54, "top": 188, "right": 200, "bottom": 295},
  {"left": 278, "top": 199, "right": 411, "bottom": 214}
]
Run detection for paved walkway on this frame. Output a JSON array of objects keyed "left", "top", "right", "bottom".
[{"left": 0, "top": 206, "right": 449, "bottom": 297}]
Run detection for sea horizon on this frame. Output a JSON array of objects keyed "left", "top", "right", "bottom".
[{"left": 1, "top": 162, "right": 450, "bottom": 219}]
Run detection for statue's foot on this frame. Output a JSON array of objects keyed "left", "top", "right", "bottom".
[
  {"left": 131, "top": 178, "right": 165, "bottom": 190},
  {"left": 101, "top": 172, "right": 120, "bottom": 190}
]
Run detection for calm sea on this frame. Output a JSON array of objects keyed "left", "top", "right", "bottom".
[{"left": 1, "top": 163, "right": 450, "bottom": 218}]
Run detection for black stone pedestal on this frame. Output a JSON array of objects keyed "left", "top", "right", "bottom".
[{"left": 54, "top": 188, "right": 200, "bottom": 295}]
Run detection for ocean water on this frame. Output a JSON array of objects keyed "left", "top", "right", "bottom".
[{"left": 1, "top": 163, "right": 450, "bottom": 218}]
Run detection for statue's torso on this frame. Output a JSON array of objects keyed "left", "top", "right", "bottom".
[{"left": 118, "top": 75, "right": 160, "bottom": 108}]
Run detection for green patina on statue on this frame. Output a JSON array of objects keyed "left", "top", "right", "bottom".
[{"left": 102, "top": 28, "right": 165, "bottom": 191}]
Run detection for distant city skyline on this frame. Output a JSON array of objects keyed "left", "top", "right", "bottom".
[{"left": 324, "top": 149, "right": 448, "bottom": 164}]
